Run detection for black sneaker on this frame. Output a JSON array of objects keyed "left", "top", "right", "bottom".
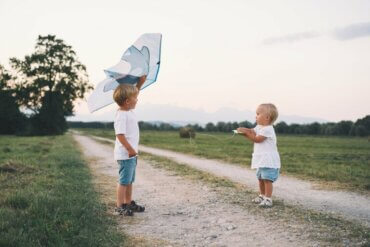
[
  {"left": 128, "top": 200, "right": 145, "bottom": 212},
  {"left": 114, "top": 205, "right": 134, "bottom": 216}
]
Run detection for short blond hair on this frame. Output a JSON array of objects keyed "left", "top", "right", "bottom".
[
  {"left": 113, "top": 84, "right": 138, "bottom": 106},
  {"left": 259, "top": 103, "right": 279, "bottom": 124}
]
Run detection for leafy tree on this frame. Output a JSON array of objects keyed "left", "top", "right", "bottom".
[
  {"left": 351, "top": 115, "right": 370, "bottom": 137},
  {"left": 216, "top": 122, "right": 226, "bottom": 132},
  {"left": 335, "top": 120, "right": 353, "bottom": 135},
  {"left": 238, "top": 120, "right": 254, "bottom": 128},
  {"left": 205, "top": 122, "right": 216, "bottom": 132},
  {"left": 0, "top": 65, "right": 25, "bottom": 134},
  {"left": 307, "top": 122, "right": 321, "bottom": 135},
  {"left": 275, "top": 121, "right": 288, "bottom": 134},
  {"left": 10, "top": 35, "right": 93, "bottom": 135}
]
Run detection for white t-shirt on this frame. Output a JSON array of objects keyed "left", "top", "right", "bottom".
[
  {"left": 114, "top": 110, "right": 139, "bottom": 160},
  {"left": 251, "top": 125, "right": 281, "bottom": 169}
]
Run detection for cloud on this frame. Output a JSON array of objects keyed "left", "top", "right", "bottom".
[
  {"left": 262, "top": 22, "right": 370, "bottom": 45},
  {"left": 333, "top": 22, "right": 370, "bottom": 40},
  {"left": 262, "top": 31, "right": 321, "bottom": 45}
]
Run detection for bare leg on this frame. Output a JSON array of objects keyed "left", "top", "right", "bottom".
[
  {"left": 264, "top": 180, "right": 273, "bottom": 198},
  {"left": 116, "top": 183, "right": 127, "bottom": 207},
  {"left": 258, "top": 179, "right": 265, "bottom": 196},
  {"left": 124, "top": 184, "right": 133, "bottom": 204}
]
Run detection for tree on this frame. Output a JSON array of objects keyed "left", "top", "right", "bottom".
[
  {"left": 0, "top": 65, "right": 25, "bottom": 134},
  {"left": 307, "top": 122, "right": 321, "bottom": 135},
  {"left": 275, "top": 121, "right": 288, "bottom": 134},
  {"left": 335, "top": 120, "right": 353, "bottom": 135},
  {"left": 205, "top": 122, "right": 216, "bottom": 132},
  {"left": 239, "top": 120, "right": 254, "bottom": 128},
  {"left": 10, "top": 35, "right": 93, "bottom": 135},
  {"left": 351, "top": 115, "right": 370, "bottom": 137}
]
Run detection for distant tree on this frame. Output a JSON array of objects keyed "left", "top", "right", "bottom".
[
  {"left": 307, "top": 122, "right": 321, "bottom": 135},
  {"left": 188, "top": 123, "right": 204, "bottom": 132},
  {"left": 216, "top": 122, "right": 226, "bottom": 132},
  {"left": 159, "top": 122, "right": 175, "bottom": 131},
  {"left": 322, "top": 123, "right": 336, "bottom": 135},
  {"left": 238, "top": 120, "right": 254, "bottom": 128},
  {"left": 350, "top": 115, "right": 370, "bottom": 137},
  {"left": 205, "top": 122, "right": 216, "bottom": 132},
  {"left": 10, "top": 35, "right": 93, "bottom": 135},
  {"left": 335, "top": 120, "right": 353, "bottom": 136},
  {"left": 0, "top": 65, "right": 25, "bottom": 134},
  {"left": 275, "top": 121, "right": 288, "bottom": 134},
  {"left": 289, "top": 124, "right": 301, "bottom": 134}
]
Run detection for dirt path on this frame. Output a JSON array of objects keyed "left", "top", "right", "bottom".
[
  {"left": 74, "top": 134, "right": 320, "bottom": 246},
  {"left": 91, "top": 135, "right": 370, "bottom": 227}
]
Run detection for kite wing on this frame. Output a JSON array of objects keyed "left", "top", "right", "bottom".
[{"left": 87, "top": 33, "right": 162, "bottom": 113}]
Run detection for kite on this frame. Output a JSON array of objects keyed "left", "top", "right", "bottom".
[{"left": 87, "top": 33, "right": 162, "bottom": 113}]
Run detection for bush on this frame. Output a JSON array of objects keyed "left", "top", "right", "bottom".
[{"left": 179, "top": 127, "right": 196, "bottom": 138}]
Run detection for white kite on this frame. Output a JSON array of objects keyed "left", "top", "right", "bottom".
[{"left": 88, "top": 33, "right": 162, "bottom": 113}]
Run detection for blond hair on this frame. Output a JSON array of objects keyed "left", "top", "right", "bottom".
[
  {"left": 113, "top": 84, "right": 138, "bottom": 106},
  {"left": 259, "top": 103, "right": 279, "bottom": 124}
]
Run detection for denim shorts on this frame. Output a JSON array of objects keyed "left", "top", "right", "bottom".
[
  {"left": 117, "top": 157, "right": 137, "bottom": 185},
  {"left": 256, "top": 167, "right": 279, "bottom": 182}
]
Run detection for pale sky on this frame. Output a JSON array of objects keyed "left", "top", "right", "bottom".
[{"left": 1, "top": 0, "right": 369, "bottom": 122}]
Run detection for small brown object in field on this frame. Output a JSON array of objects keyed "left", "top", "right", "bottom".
[{"left": 179, "top": 127, "right": 196, "bottom": 138}]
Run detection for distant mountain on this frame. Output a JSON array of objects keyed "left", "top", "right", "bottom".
[{"left": 67, "top": 103, "right": 328, "bottom": 125}]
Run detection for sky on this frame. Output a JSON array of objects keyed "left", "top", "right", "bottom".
[{"left": 1, "top": 0, "right": 369, "bottom": 123}]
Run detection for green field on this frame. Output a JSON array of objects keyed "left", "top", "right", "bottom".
[
  {"left": 0, "top": 134, "right": 123, "bottom": 246},
  {"left": 78, "top": 129, "right": 370, "bottom": 191}
]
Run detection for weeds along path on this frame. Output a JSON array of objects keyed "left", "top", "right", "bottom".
[
  {"left": 74, "top": 134, "right": 320, "bottom": 246},
  {"left": 90, "top": 135, "right": 370, "bottom": 227}
]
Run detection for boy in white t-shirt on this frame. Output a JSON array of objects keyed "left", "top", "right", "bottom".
[
  {"left": 237, "top": 103, "right": 281, "bottom": 207},
  {"left": 112, "top": 76, "right": 146, "bottom": 216}
]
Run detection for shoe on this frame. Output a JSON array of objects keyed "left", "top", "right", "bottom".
[
  {"left": 258, "top": 198, "right": 273, "bottom": 207},
  {"left": 128, "top": 200, "right": 145, "bottom": 212},
  {"left": 114, "top": 205, "right": 134, "bottom": 216},
  {"left": 252, "top": 195, "right": 264, "bottom": 204}
]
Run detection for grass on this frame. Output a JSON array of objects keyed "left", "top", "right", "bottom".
[
  {"left": 0, "top": 134, "right": 124, "bottom": 247},
  {"left": 139, "top": 152, "right": 370, "bottom": 246},
  {"left": 76, "top": 128, "right": 370, "bottom": 191}
]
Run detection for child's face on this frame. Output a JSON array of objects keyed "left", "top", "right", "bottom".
[
  {"left": 255, "top": 106, "right": 271, "bottom": 126},
  {"left": 125, "top": 93, "right": 139, "bottom": 110}
]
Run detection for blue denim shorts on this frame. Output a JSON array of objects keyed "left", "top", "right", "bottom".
[
  {"left": 256, "top": 168, "right": 279, "bottom": 182},
  {"left": 117, "top": 157, "right": 137, "bottom": 185}
]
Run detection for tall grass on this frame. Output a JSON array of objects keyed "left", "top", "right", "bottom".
[{"left": 0, "top": 134, "right": 124, "bottom": 246}]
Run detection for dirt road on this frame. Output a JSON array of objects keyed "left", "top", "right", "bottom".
[
  {"left": 91, "top": 135, "right": 370, "bottom": 227},
  {"left": 74, "top": 134, "right": 323, "bottom": 246}
]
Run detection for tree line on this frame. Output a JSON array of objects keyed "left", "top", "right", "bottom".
[{"left": 68, "top": 115, "right": 370, "bottom": 137}]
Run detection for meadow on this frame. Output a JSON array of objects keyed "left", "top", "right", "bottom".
[
  {"left": 78, "top": 129, "right": 370, "bottom": 191},
  {"left": 0, "top": 134, "right": 123, "bottom": 246}
]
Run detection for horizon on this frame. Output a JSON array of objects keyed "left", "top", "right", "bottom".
[
  {"left": 67, "top": 103, "right": 347, "bottom": 125},
  {"left": 1, "top": 0, "right": 369, "bottom": 122}
]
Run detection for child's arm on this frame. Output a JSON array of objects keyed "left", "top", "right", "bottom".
[
  {"left": 116, "top": 134, "right": 137, "bottom": 157},
  {"left": 237, "top": 127, "right": 266, "bottom": 143},
  {"left": 136, "top": 75, "right": 147, "bottom": 91}
]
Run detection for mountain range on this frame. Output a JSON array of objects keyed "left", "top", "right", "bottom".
[{"left": 68, "top": 103, "right": 328, "bottom": 125}]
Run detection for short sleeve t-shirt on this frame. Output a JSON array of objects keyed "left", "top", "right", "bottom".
[
  {"left": 251, "top": 125, "right": 281, "bottom": 169},
  {"left": 114, "top": 110, "right": 139, "bottom": 160}
]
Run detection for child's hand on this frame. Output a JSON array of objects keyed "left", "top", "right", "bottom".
[
  {"left": 128, "top": 148, "right": 137, "bottom": 157},
  {"left": 237, "top": 127, "right": 250, "bottom": 134},
  {"left": 136, "top": 75, "right": 147, "bottom": 90},
  {"left": 139, "top": 75, "right": 147, "bottom": 83}
]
